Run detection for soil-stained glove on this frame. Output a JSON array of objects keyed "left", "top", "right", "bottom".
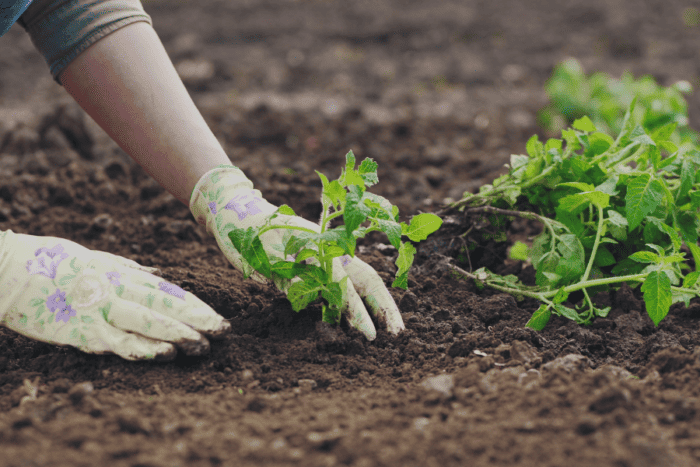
[
  {"left": 190, "top": 165, "right": 405, "bottom": 340},
  {"left": 0, "top": 230, "right": 230, "bottom": 361}
]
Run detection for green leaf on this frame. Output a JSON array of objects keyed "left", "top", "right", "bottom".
[
  {"left": 228, "top": 226, "right": 272, "bottom": 279},
  {"left": 323, "top": 245, "right": 346, "bottom": 259},
  {"left": 403, "top": 213, "right": 443, "bottom": 242},
  {"left": 377, "top": 219, "right": 402, "bottom": 249},
  {"left": 393, "top": 242, "right": 416, "bottom": 289},
  {"left": 678, "top": 158, "right": 694, "bottom": 202},
  {"left": 80, "top": 316, "right": 94, "bottom": 324},
  {"left": 325, "top": 180, "right": 347, "bottom": 209},
  {"left": 683, "top": 271, "right": 700, "bottom": 288},
  {"left": 287, "top": 280, "right": 323, "bottom": 312},
  {"left": 322, "top": 276, "right": 348, "bottom": 310},
  {"left": 625, "top": 174, "right": 665, "bottom": 231},
  {"left": 277, "top": 204, "right": 296, "bottom": 216},
  {"left": 358, "top": 158, "right": 379, "bottom": 186},
  {"left": 295, "top": 248, "right": 317, "bottom": 263},
  {"left": 270, "top": 261, "right": 309, "bottom": 279},
  {"left": 593, "top": 245, "right": 616, "bottom": 267},
  {"left": 554, "top": 304, "right": 581, "bottom": 322},
  {"left": 526, "top": 134, "right": 545, "bottom": 159},
  {"left": 573, "top": 116, "right": 596, "bottom": 132},
  {"left": 29, "top": 298, "right": 44, "bottom": 307},
  {"left": 558, "top": 182, "right": 595, "bottom": 192},
  {"left": 526, "top": 305, "right": 551, "bottom": 331},
  {"left": 596, "top": 306, "right": 611, "bottom": 318},
  {"left": 607, "top": 210, "right": 628, "bottom": 240},
  {"left": 552, "top": 288, "right": 569, "bottom": 304},
  {"left": 509, "top": 241, "right": 529, "bottom": 261},
  {"left": 629, "top": 251, "right": 660, "bottom": 263},
  {"left": 343, "top": 188, "right": 371, "bottom": 234},
  {"left": 555, "top": 234, "right": 585, "bottom": 283},
  {"left": 115, "top": 285, "right": 124, "bottom": 297},
  {"left": 641, "top": 270, "right": 672, "bottom": 326}
]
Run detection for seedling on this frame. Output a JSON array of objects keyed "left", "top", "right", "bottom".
[
  {"left": 446, "top": 99, "right": 700, "bottom": 329},
  {"left": 227, "top": 151, "right": 442, "bottom": 324}
]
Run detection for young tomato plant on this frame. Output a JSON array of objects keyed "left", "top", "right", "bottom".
[
  {"left": 228, "top": 151, "right": 442, "bottom": 324},
  {"left": 539, "top": 58, "right": 697, "bottom": 148},
  {"left": 447, "top": 99, "right": 700, "bottom": 330}
]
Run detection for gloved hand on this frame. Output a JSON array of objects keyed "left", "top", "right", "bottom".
[
  {"left": 0, "top": 230, "right": 230, "bottom": 361},
  {"left": 190, "top": 164, "right": 405, "bottom": 340}
]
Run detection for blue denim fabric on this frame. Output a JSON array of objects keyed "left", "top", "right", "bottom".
[
  {"left": 0, "top": 0, "right": 33, "bottom": 36},
  {"left": 16, "top": 0, "right": 151, "bottom": 84}
]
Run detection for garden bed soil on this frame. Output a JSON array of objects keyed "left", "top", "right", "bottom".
[{"left": 3, "top": 0, "right": 700, "bottom": 466}]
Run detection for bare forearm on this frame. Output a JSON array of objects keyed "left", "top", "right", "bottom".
[{"left": 60, "top": 22, "right": 230, "bottom": 205}]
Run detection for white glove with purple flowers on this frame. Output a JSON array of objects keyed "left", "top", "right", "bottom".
[
  {"left": 0, "top": 230, "right": 230, "bottom": 360},
  {"left": 190, "top": 164, "right": 405, "bottom": 340}
]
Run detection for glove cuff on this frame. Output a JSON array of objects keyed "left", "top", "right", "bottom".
[{"left": 189, "top": 164, "right": 255, "bottom": 226}]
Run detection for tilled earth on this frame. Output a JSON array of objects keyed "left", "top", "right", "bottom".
[{"left": 3, "top": 0, "right": 700, "bottom": 466}]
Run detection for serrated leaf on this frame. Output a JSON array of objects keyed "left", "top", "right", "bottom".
[
  {"left": 377, "top": 219, "right": 402, "bottom": 249},
  {"left": 394, "top": 241, "right": 416, "bottom": 286},
  {"left": 596, "top": 306, "right": 611, "bottom": 318},
  {"left": 641, "top": 270, "right": 672, "bottom": 326},
  {"left": 625, "top": 174, "right": 665, "bottom": 231},
  {"left": 343, "top": 188, "right": 371, "bottom": 234},
  {"left": 358, "top": 158, "right": 379, "bottom": 186},
  {"left": 526, "top": 305, "right": 551, "bottom": 331},
  {"left": 403, "top": 213, "right": 443, "bottom": 242}
]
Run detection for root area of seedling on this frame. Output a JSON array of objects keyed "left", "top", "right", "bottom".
[{"left": 3, "top": 0, "right": 700, "bottom": 466}]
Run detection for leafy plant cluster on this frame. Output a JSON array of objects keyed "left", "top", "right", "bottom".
[
  {"left": 538, "top": 58, "right": 697, "bottom": 149},
  {"left": 227, "top": 151, "right": 442, "bottom": 324},
  {"left": 448, "top": 99, "right": 700, "bottom": 329}
]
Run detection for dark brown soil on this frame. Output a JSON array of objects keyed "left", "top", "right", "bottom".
[{"left": 3, "top": 0, "right": 700, "bottom": 466}]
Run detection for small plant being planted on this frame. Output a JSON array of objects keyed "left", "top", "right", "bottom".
[{"left": 228, "top": 151, "right": 442, "bottom": 324}]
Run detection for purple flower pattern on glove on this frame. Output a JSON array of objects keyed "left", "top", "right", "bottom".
[
  {"left": 208, "top": 201, "right": 218, "bottom": 215},
  {"left": 224, "top": 191, "right": 263, "bottom": 221},
  {"left": 340, "top": 255, "right": 352, "bottom": 267},
  {"left": 26, "top": 244, "right": 69, "bottom": 279},
  {"left": 46, "top": 288, "right": 77, "bottom": 323},
  {"left": 158, "top": 281, "right": 186, "bottom": 300},
  {"left": 105, "top": 271, "right": 121, "bottom": 286}
]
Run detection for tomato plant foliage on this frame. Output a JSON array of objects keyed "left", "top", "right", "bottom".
[
  {"left": 228, "top": 151, "right": 442, "bottom": 324},
  {"left": 449, "top": 97, "right": 700, "bottom": 329}
]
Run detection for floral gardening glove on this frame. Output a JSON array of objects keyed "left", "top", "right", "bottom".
[
  {"left": 0, "top": 230, "right": 230, "bottom": 361},
  {"left": 190, "top": 164, "right": 405, "bottom": 340}
]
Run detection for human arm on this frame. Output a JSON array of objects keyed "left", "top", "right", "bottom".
[{"left": 58, "top": 21, "right": 405, "bottom": 338}]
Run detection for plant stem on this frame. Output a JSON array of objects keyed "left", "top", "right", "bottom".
[{"left": 581, "top": 204, "right": 604, "bottom": 282}]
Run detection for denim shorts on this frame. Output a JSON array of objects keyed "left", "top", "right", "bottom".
[{"left": 17, "top": 0, "right": 152, "bottom": 84}]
